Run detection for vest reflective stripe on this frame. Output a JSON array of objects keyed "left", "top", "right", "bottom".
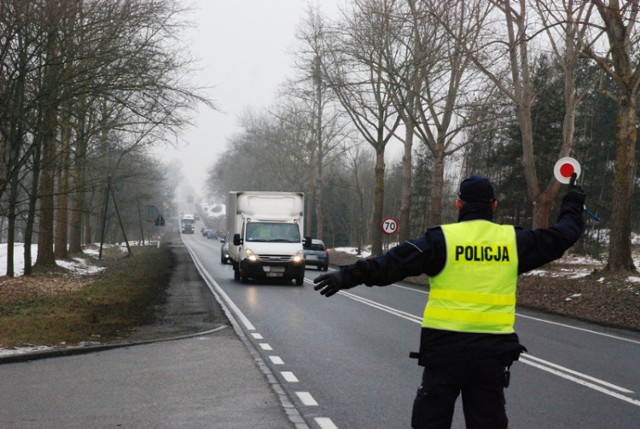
[
  {"left": 429, "top": 289, "right": 516, "bottom": 306},
  {"left": 424, "top": 307, "right": 516, "bottom": 326},
  {"left": 423, "top": 220, "right": 518, "bottom": 334}
]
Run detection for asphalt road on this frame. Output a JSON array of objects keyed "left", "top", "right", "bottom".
[{"left": 184, "top": 230, "right": 640, "bottom": 429}]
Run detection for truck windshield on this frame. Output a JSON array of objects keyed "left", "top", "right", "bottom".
[{"left": 245, "top": 222, "right": 300, "bottom": 243}]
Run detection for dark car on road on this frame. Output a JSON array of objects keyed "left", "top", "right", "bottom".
[
  {"left": 220, "top": 233, "right": 231, "bottom": 264},
  {"left": 303, "top": 238, "right": 329, "bottom": 271}
]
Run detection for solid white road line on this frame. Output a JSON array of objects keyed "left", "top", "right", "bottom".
[
  {"left": 517, "top": 313, "right": 640, "bottom": 345},
  {"left": 336, "top": 288, "right": 639, "bottom": 406},
  {"left": 523, "top": 354, "right": 634, "bottom": 393},
  {"left": 520, "top": 356, "right": 640, "bottom": 407},
  {"left": 184, "top": 245, "right": 256, "bottom": 331},
  {"left": 340, "top": 290, "right": 423, "bottom": 324},
  {"left": 311, "top": 272, "right": 640, "bottom": 345}
]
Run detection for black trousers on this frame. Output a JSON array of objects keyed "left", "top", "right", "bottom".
[{"left": 411, "top": 357, "right": 508, "bottom": 429}]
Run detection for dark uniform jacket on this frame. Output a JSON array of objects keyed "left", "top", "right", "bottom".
[{"left": 338, "top": 194, "right": 584, "bottom": 367}]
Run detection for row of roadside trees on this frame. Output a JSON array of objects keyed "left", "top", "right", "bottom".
[
  {"left": 0, "top": 0, "right": 208, "bottom": 276},
  {"left": 208, "top": 0, "right": 640, "bottom": 273}
]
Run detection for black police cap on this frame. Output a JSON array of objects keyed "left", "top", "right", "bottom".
[{"left": 458, "top": 176, "right": 495, "bottom": 204}]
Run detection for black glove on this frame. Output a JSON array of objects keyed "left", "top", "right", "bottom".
[
  {"left": 565, "top": 173, "right": 586, "bottom": 206},
  {"left": 313, "top": 272, "right": 352, "bottom": 297}
]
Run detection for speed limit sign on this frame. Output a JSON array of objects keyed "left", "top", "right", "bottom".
[{"left": 381, "top": 217, "right": 398, "bottom": 235}]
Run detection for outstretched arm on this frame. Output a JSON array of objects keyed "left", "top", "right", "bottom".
[{"left": 314, "top": 230, "right": 446, "bottom": 297}]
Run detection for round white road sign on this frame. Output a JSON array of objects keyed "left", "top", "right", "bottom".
[{"left": 381, "top": 217, "right": 398, "bottom": 235}]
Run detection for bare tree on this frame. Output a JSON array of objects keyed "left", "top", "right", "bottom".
[
  {"left": 394, "top": 0, "right": 420, "bottom": 241},
  {"left": 33, "top": 0, "right": 67, "bottom": 270},
  {"left": 292, "top": 7, "right": 348, "bottom": 239},
  {"left": 431, "top": 0, "right": 570, "bottom": 228},
  {"left": 344, "top": 143, "right": 376, "bottom": 252},
  {"left": 397, "top": 0, "right": 497, "bottom": 225},
  {"left": 322, "top": 0, "right": 402, "bottom": 256},
  {"left": 577, "top": 0, "right": 640, "bottom": 271}
]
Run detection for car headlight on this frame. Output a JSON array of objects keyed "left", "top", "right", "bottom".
[
  {"left": 292, "top": 250, "right": 304, "bottom": 263},
  {"left": 244, "top": 248, "right": 258, "bottom": 262}
]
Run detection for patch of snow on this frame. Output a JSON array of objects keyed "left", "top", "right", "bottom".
[
  {"left": 57, "top": 257, "right": 105, "bottom": 275},
  {"left": 568, "top": 270, "right": 592, "bottom": 279},
  {"left": 522, "top": 269, "right": 546, "bottom": 277},
  {"left": 0, "top": 243, "right": 114, "bottom": 277},
  {"left": 565, "top": 293, "right": 582, "bottom": 302},
  {"left": 334, "top": 247, "right": 372, "bottom": 258},
  {"left": 0, "top": 243, "right": 32, "bottom": 276},
  {"left": 82, "top": 248, "right": 100, "bottom": 257},
  {"left": 0, "top": 345, "right": 53, "bottom": 357}
]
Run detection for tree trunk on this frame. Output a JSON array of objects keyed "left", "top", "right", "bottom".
[
  {"left": 305, "top": 100, "right": 317, "bottom": 238},
  {"left": 315, "top": 160, "right": 324, "bottom": 239},
  {"left": 6, "top": 176, "right": 18, "bottom": 277},
  {"left": 305, "top": 171, "right": 315, "bottom": 237},
  {"left": 69, "top": 113, "right": 87, "bottom": 253},
  {"left": 371, "top": 149, "right": 385, "bottom": 256},
  {"left": 428, "top": 146, "right": 445, "bottom": 226},
  {"left": 0, "top": 140, "right": 7, "bottom": 200},
  {"left": 606, "top": 95, "right": 637, "bottom": 271},
  {"left": 34, "top": 5, "right": 60, "bottom": 270},
  {"left": 84, "top": 203, "right": 93, "bottom": 246},
  {"left": 55, "top": 108, "right": 72, "bottom": 259},
  {"left": 35, "top": 113, "right": 58, "bottom": 269},
  {"left": 24, "top": 138, "right": 42, "bottom": 276},
  {"left": 399, "top": 124, "right": 413, "bottom": 241},
  {"left": 532, "top": 189, "right": 554, "bottom": 229},
  {"left": 314, "top": 54, "right": 324, "bottom": 240}
]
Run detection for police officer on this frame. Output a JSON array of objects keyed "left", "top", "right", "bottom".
[{"left": 314, "top": 175, "right": 585, "bottom": 429}]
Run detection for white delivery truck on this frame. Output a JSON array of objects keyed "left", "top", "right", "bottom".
[
  {"left": 228, "top": 191, "right": 309, "bottom": 285},
  {"left": 181, "top": 213, "right": 195, "bottom": 234}
]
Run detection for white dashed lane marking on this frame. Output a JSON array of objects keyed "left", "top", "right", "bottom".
[
  {"left": 296, "top": 391, "right": 318, "bottom": 406},
  {"left": 315, "top": 417, "right": 339, "bottom": 429},
  {"left": 269, "top": 355, "right": 284, "bottom": 365},
  {"left": 249, "top": 331, "right": 339, "bottom": 426},
  {"left": 281, "top": 371, "right": 299, "bottom": 383}
]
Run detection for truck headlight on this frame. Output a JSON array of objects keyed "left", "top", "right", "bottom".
[
  {"left": 244, "top": 248, "right": 258, "bottom": 262},
  {"left": 292, "top": 250, "right": 304, "bottom": 264}
]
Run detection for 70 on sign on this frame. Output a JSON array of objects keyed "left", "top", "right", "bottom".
[{"left": 381, "top": 217, "right": 398, "bottom": 235}]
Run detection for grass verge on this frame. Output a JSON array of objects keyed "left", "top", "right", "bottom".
[{"left": 0, "top": 244, "right": 174, "bottom": 349}]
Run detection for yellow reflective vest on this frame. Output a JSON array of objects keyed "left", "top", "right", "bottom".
[{"left": 422, "top": 220, "right": 518, "bottom": 334}]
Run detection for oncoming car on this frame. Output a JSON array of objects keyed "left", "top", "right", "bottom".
[{"left": 303, "top": 239, "right": 329, "bottom": 271}]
